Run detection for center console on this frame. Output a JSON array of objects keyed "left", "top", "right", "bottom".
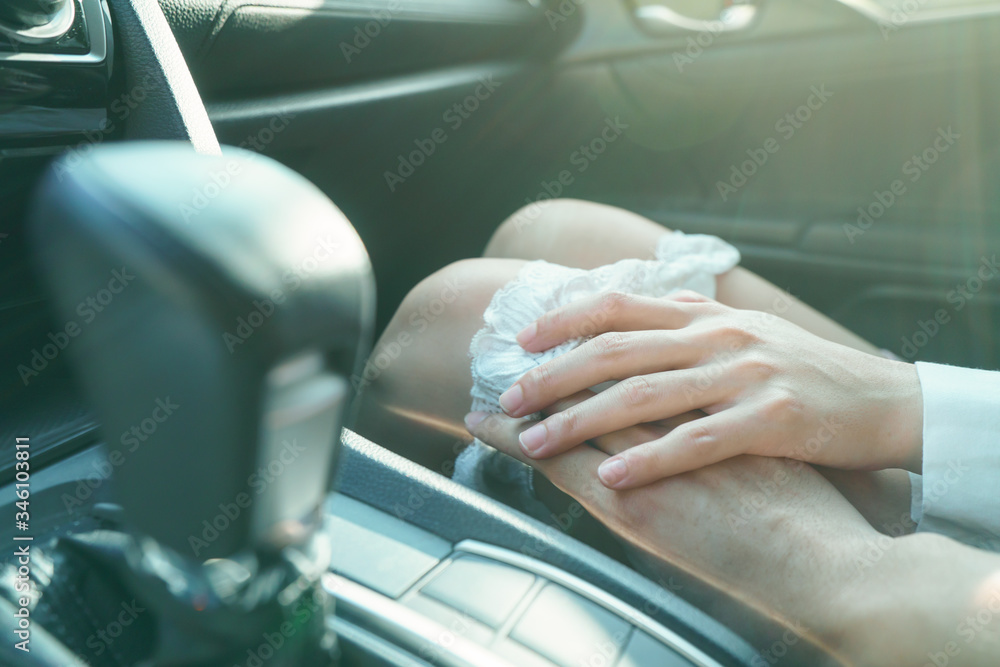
[{"left": 324, "top": 432, "right": 754, "bottom": 666}]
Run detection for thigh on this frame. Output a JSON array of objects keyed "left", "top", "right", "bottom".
[
  {"left": 484, "top": 198, "right": 667, "bottom": 268},
  {"left": 484, "top": 199, "right": 912, "bottom": 526},
  {"left": 487, "top": 198, "right": 878, "bottom": 354},
  {"left": 353, "top": 255, "right": 633, "bottom": 551},
  {"left": 353, "top": 258, "right": 526, "bottom": 473}
]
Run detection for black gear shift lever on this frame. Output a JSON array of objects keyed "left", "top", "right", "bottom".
[
  {"left": 29, "top": 141, "right": 374, "bottom": 560},
  {"left": 25, "top": 141, "right": 374, "bottom": 665}
]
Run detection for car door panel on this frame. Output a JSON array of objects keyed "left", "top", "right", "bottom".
[
  {"left": 162, "top": 0, "right": 1000, "bottom": 366},
  {"left": 168, "top": 0, "right": 552, "bottom": 98},
  {"left": 526, "top": 0, "right": 1000, "bottom": 368}
]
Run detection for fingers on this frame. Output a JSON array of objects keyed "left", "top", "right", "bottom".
[
  {"left": 516, "top": 292, "right": 708, "bottom": 353},
  {"left": 513, "top": 369, "right": 731, "bottom": 459},
  {"left": 665, "top": 290, "right": 713, "bottom": 304},
  {"left": 464, "top": 412, "right": 612, "bottom": 501},
  {"left": 541, "top": 390, "right": 699, "bottom": 457},
  {"left": 540, "top": 389, "right": 595, "bottom": 414},
  {"left": 465, "top": 393, "right": 713, "bottom": 493},
  {"left": 595, "top": 408, "right": 759, "bottom": 489},
  {"left": 500, "top": 330, "right": 706, "bottom": 418},
  {"left": 589, "top": 423, "right": 666, "bottom": 457}
]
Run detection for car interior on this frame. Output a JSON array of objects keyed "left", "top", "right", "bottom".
[{"left": 2, "top": 0, "right": 1000, "bottom": 665}]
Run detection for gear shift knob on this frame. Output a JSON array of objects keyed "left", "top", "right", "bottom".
[
  {"left": 28, "top": 142, "right": 374, "bottom": 560},
  {"left": 0, "top": 0, "right": 75, "bottom": 42}
]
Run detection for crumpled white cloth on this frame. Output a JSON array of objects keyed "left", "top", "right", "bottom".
[{"left": 453, "top": 230, "right": 740, "bottom": 492}]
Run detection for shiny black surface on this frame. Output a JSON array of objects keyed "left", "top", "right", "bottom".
[
  {"left": 0, "top": 0, "right": 69, "bottom": 30},
  {"left": 0, "top": 0, "right": 112, "bottom": 147},
  {"left": 0, "top": 0, "right": 89, "bottom": 54}
]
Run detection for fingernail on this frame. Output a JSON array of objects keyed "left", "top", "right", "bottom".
[
  {"left": 598, "top": 458, "right": 628, "bottom": 488},
  {"left": 464, "top": 412, "right": 488, "bottom": 431},
  {"left": 519, "top": 423, "right": 547, "bottom": 456},
  {"left": 516, "top": 322, "right": 537, "bottom": 347},
  {"left": 499, "top": 384, "right": 524, "bottom": 415}
]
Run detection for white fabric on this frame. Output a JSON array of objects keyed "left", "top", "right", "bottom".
[
  {"left": 453, "top": 231, "right": 740, "bottom": 490},
  {"left": 910, "top": 362, "right": 1000, "bottom": 550},
  {"left": 468, "top": 231, "right": 741, "bottom": 416}
]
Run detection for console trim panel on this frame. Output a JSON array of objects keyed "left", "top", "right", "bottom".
[{"left": 455, "top": 540, "right": 721, "bottom": 667}]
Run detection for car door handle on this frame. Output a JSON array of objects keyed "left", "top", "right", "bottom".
[{"left": 633, "top": 0, "right": 759, "bottom": 36}]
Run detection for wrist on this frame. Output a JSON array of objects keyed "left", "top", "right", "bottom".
[
  {"left": 818, "top": 530, "right": 921, "bottom": 664},
  {"left": 755, "top": 510, "right": 881, "bottom": 659},
  {"left": 826, "top": 531, "right": 994, "bottom": 665},
  {"left": 801, "top": 527, "right": 885, "bottom": 658},
  {"left": 873, "top": 359, "right": 924, "bottom": 472}
]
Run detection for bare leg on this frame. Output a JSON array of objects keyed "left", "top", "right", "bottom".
[
  {"left": 356, "top": 199, "right": 911, "bottom": 533},
  {"left": 352, "top": 257, "right": 623, "bottom": 548},
  {"left": 483, "top": 199, "right": 912, "bottom": 532},
  {"left": 354, "top": 259, "right": 527, "bottom": 474},
  {"left": 484, "top": 198, "right": 878, "bottom": 355}
]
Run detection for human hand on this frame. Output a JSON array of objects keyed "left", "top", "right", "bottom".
[
  {"left": 464, "top": 405, "right": 876, "bottom": 658},
  {"left": 496, "top": 291, "right": 923, "bottom": 489}
]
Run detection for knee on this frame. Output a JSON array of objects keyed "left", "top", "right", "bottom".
[
  {"left": 398, "top": 258, "right": 517, "bottom": 325},
  {"left": 355, "top": 258, "right": 522, "bottom": 416},
  {"left": 485, "top": 198, "right": 593, "bottom": 259},
  {"left": 362, "top": 258, "right": 523, "bottom": 387}
]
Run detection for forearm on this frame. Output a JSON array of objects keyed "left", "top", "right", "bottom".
[
  {"left": 817, "top": 467, "right": 915, "bottom": 535},
  {"left": 695, "top": 471, "right": 999, "bottom": 666},
  {"left": 834, "top": 532, "right": 1000, "bottom": 665}
]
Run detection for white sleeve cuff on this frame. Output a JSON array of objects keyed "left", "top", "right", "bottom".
[
  {"left": 914, "top": 361, "right": 1000, "bottom": 540},
  {"left": 908, "top": 471, "right": 923, "bottom": 526}
]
